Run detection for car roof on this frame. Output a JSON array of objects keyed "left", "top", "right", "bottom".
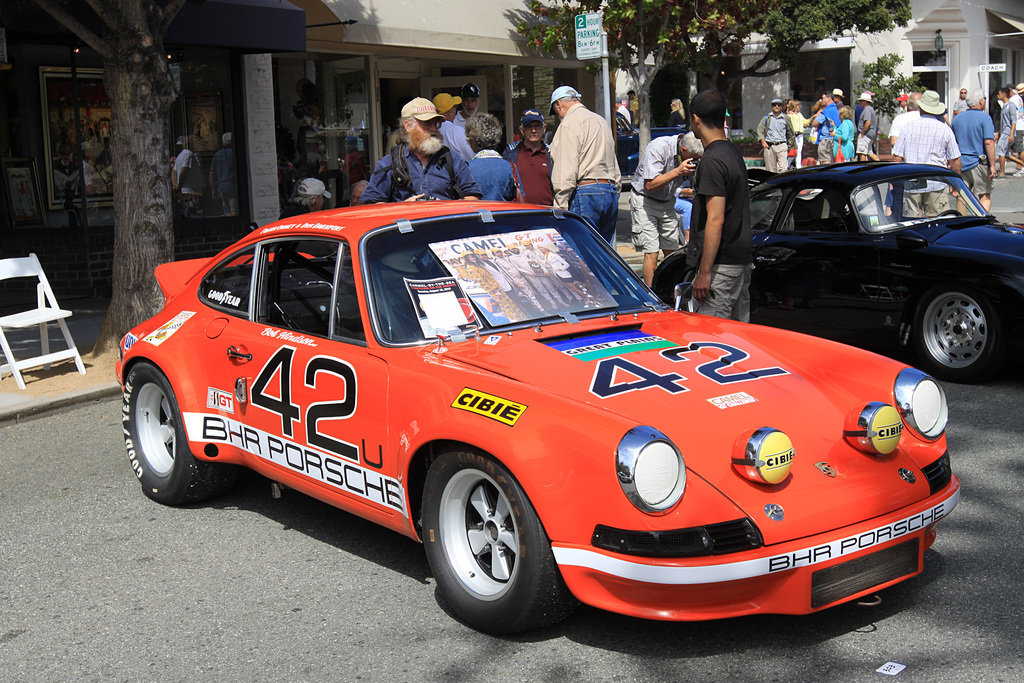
[
  {"left": 755, "top": 161, "right": 960, "bottom": 190},
  {"left": 248, "top": 201, "right": 559, "bottom": 244}
]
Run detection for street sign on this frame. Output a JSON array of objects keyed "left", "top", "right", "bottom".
[
  {"left": 575, "top": 13, "right": 602, "bottom": 60},
  {"left": 979, "top": 63, "right": 1007, "bottom": 73}
]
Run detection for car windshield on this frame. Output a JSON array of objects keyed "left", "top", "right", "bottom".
[
  {"left": 363, "top": 210, "right": 662, "bottom": 344},
  {"left": 851, "top": 173, "right": 986, "bottom": 233}
]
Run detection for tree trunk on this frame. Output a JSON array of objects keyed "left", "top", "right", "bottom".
[{"left": 92, "top": 47, "right": 178, "bottom": 355}]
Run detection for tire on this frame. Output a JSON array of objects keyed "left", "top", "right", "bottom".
[
  {"left": 421, "top": 450, "right": 577, "bottom": 634},
  {"left": 913, "top": 286, "right": 1005, "bottom": 383},
  {"left": 650, "top": 250, "right": 692, "bottom": 306},
  {"left": 123, "top": 361, "right": 237, "bottom": 505}
]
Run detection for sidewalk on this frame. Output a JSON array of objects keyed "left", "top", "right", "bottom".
[{"left": 2, "top": 171, "right": 1021, "bottom": 422}]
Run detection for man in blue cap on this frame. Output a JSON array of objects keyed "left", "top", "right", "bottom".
[
  {"left": 548, "top": 85, "right": 621, "bottom": 243},
  {"left": 502, "top": 108, "right": 553, "bottom": 205}
]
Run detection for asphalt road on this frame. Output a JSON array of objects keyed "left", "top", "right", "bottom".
[{"left": 1, "top": 376, "right": 1022, "bottom": 682}]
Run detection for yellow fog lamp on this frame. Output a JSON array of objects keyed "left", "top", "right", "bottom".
[
  {"left": 844, "top": 402, "right": 903, "bottom": 455},
  {"left": 733, "top": 428, "right": 794, "bottom": 485}
]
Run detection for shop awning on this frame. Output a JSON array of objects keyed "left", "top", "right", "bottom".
[
  {"left": 988, "top": 10, "right": 1024, "bottom": 38},
  {"left": 315, "top": 0, "right": 533, "bottom": 57},
  {"left": 168, "top": 0, "right": 306, "bottom": 53}
]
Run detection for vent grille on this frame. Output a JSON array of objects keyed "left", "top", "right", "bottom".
[
  {"left": 811, "top": 539, "right": 919, "bottom": 608},
  {"left": 922, "top": 452, "right": 952, "bottom": 495},
  {"left": 592, "top": 519, "right": 762, "bottom": 558}
]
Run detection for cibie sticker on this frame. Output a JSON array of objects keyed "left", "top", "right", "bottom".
[
  {"left": 143, "top": 311, "right": 195, "bottom": 346},
  {"left": 207, "top": 388, "right": 234, "bottom": 414},
  {"left": 708, "top": 392, "right": 757, "bottom": 409},
  {"left": 452, "top": 388, "right": 527, "bottom": 427}
]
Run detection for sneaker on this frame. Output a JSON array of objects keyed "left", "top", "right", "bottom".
[{"left": 1015, "top": 170, "right": 1024, "bottom": 177}]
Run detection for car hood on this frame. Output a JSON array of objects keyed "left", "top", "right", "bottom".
[
  {"left": 926, "top": 220, "right": 1024, "bottom": 257},
  {"left": 440, "top": 315, "right": 938, "bottom": 545}
]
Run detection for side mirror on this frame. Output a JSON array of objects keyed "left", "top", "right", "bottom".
[{"left": 674, "top": 282, "right": 694, "bottom": 311}]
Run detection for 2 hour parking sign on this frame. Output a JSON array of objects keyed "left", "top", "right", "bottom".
[{"left": 575, "top": 13, "right": 602, "bottom": 60}]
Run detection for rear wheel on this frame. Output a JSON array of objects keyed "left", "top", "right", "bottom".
[
  {"left": 123, "top": 361, "right": 237, "bottom": 504},
  {"left": 913, "top": 287, "right": 1004, "bottom": 383},
  {"left": 421, "top": 449, "right": 577, "bottom": 634}
]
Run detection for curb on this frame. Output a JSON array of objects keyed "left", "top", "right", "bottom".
[{"left": 0, "top": 382, "right": 122, "bottom": 425}]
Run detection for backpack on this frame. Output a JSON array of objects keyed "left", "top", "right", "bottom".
[{"left": 381, "top": 143, "right": 464, "bottom": 201}]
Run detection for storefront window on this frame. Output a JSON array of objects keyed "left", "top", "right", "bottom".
[
  {"left": 169, "top": 47, "right": 239, "bottom": 220},
  {"left": 273, "top": 55, "right": 370, "bottom": 209},
  {"left": 912, "top": 49, "right": 948, "bottom": 103}
]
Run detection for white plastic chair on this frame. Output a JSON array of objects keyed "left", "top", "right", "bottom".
[{"left": 0, "top": 253, "right": 86, "bottom": 390}]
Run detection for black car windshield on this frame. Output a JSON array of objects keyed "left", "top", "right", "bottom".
[
  {"left": 851, "top": 173, "right": 986, "bottom": 233},
  {"left": 364, "top": 211, "right": 661, "bottom": 344}
]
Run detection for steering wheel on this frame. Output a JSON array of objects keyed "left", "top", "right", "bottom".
[{"left": 936, "top": 209, "right": 961, "bottom": 218}]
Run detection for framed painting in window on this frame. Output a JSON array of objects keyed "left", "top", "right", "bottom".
[
  {"left": 39, "top": 66, "right": 113, "bottom": 210},
  {"left": 1, "top": 157, "right": 47, "bottom": 228},
  {"left": 185, "top": 92, "right": 223, "bottom": 155}
]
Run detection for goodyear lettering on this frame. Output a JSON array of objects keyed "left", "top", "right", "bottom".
[
  {"left": 452, "top": 388, "right": 527, "bottom": 426},
  {"left": 767, "top": 501, "right": 949, "bottom": 573},
  {"left": 187, "top": 413, "right": 405, "bottom": 514}
]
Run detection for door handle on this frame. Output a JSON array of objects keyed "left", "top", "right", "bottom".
[
  {"left": 227, "top": 345, "right": 252, "bottom": 362},
  {"left": 755, "top": 254, "right": 778, "bottom": 264}
]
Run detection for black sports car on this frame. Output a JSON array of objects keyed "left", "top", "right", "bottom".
[{"left": 652, "top": 162, "right": 1024, "bottom": 383}]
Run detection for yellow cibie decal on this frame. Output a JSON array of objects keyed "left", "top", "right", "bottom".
[
  {"left": 756, "top": 431, "right": 795, "bottom": 484},
  {"left": 868, "top": 405, "right": 903, "bottom": 454},
  {"left": 452, "top": 388, "right": 528, "bottom": 427}
]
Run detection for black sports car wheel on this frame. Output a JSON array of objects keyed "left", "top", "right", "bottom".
[
  {"left": 914, "top": 287, "right": 1004, "bottom": 383},
  {"left": 421, "top": 450, "right": 577, "bottom": 633},
  {"left": 123, "top": 361, "right": 237, "bottom": 504}
]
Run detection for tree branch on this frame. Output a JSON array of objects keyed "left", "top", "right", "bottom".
[
  {"left": 33, "top": 0, "right": 113, "bottom": 59},
  {"left": 83, "top": 0, "right": 120, "bottom": 32},
  {"left": 157, "top": 0, "right": 190, "bottom": 34}
]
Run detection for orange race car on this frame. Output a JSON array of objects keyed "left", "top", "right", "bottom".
[{"left": 116, "top": 201, "right": 959, "bottom": 634}]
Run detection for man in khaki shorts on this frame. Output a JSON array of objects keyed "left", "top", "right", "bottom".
[
  {"left": 951, "top": 89, "right": 996, "bottom": 211},
  {"left": 629, "top": 132, "right": 698, "bottom": 285}
]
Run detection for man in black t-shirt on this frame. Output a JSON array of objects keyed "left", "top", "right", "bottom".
[{"left": 685, "top": 90, "right": 752, "bottom": 321}]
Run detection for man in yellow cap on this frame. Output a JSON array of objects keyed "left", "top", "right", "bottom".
[{"left": 434, "top": 93, "right": 474, "bottom": 163}]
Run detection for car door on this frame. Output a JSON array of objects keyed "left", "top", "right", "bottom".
[
  {"left": 750, "top": 185, "right": 882, "bottom": 346},
  {"left": 206, "top": 237, "right": 403, "bottom": 521}
]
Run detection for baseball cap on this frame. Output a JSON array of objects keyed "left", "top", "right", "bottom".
[
  {"left": 432, "top": 93, "right": 462, "bottom": 114},
  {"left": 401, "top": 97, "right": 444, "bottom": 122},
  {"left": 550, "top": 85, "right": 581, "bottom": 114},
  {"left": 520, "top": 108, "right": 545, "bottom": 126},
  {"left": 897, "top": 94, "right": 909, "bottom": 102},
  {"left": 770, "top": 98, "right": 783, "bottom": 105},
  {"left": 832, "top": 88, "right": 844, "bottom": 97},
  {"left": 461, "top": 82, "right": 481, "bottom": 99},
  {"left": 175, "top": 136, "right": 186, "bottom": 146},
  {"left": 296, "top": 177, "right": 331, "bottom": 199}
]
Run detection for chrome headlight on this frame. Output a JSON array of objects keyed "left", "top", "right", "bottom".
[
  {"left": 894, "top": 368, "right": 948, "bottom": 440},
  {"left": 616, "top": 427, "right": 686, "bottom": 514},
  {"left": 844, "top": 402, "right": 903, "bottom": 455}
]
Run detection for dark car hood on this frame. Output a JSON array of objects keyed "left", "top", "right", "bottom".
[{"left": 924, "top": 219, "right": 1024, "bottom": 257}]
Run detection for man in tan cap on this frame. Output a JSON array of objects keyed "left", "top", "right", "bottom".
[
  {"left": 433, "top": 92, "right": 474, "bottom": 163},
  {"left": 361, "top": 97, "right": 481, "bottom": 202}
]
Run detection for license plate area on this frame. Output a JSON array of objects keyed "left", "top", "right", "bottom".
[{"left": 811, "top": 538, "right": 919, "bottom": 609}]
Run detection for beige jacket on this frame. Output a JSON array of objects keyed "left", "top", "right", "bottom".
[{"left": 549, "top": 103, "right": 621, "bottom": 209}]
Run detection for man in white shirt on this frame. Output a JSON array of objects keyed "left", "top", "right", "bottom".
[
  {"left": 433, "top": 92, "right": 475, "bottom": 163},
  {"left": 1012, "top": 83, "right": 1024, "bottom": 173},
  {"left": 454, "top": 82, "right": 482, "bottom": 129},
  {"left": 889, "top": 92, "right": 922, "bottom": 146}
]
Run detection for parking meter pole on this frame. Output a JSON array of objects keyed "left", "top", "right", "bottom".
[{"left": 601, "top": 31, "right": 611, "bottom": 127}]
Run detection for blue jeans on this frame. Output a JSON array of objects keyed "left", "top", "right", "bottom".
[{"left": 570, "top": 183, "right": 619, "bottom": 244}]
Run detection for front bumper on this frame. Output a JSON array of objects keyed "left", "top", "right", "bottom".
[{"left": 552, "top": 478, "right": 959, "bottom": 621}]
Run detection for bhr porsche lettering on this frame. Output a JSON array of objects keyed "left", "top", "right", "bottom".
[
  {"left": 186, "top": 413, "right": 405, "bottom": 514},
  {"left": 767, "top": 501, "right": 948, "bottom": 572}
]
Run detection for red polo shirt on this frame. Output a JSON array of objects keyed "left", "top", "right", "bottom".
[{"left": 515, "top": 144, "right": 553, "bottom": 206}]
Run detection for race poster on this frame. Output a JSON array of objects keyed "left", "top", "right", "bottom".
[
  {"left": 427, "top": 228, "right": 615, "bottom": 326},
  {"left": 403, "top": 277, "right": 478, "bottom": 338}
]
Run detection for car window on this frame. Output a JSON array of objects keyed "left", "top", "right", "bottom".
[
  {"left": 786, "top": 188, "right": 851, "bottom": 233},
  {"left": 364, "top": 212, "right": 661, "bottom": 345},
  {"left": 257, "top": 239, "right": 341, "bottom": 339},
  {"left": 853, "top": 174, "right": 986, "bottom": 233},
  {"left": 198, "top": 247, "right": 256, "bottom": 316},
  {"left": 750, "top": 189, "right": 784, "bottom": 233}
]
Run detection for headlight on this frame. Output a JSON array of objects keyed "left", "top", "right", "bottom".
[
  {"left": 616, "top": 427, "right": 686, "bottom": 514},
  {"left": 733, "top": 427, "right": 795, "bottom": 484},
  {"left": 894, "top": 368, "right": 948, "bottom": 440}
]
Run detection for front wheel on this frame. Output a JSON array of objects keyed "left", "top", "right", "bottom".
[
  {"left": 123, "top": 361, "right": 237, "bottom": 504},
  {"left": 421, "top": 450, "right": 577, "bottom": 634},
  {"left": 913, "top": 287, "right": 1004, "bottom": 383}
]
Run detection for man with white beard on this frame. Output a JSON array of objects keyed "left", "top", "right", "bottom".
[{"left": 361, "top": 98, "right": 481, "bottom": 203}]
